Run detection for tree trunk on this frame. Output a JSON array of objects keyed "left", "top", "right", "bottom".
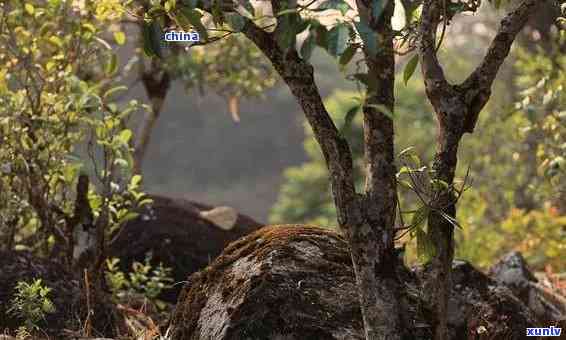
[
  {"left": 354, "top": 0, "right": 401, "bottom": 338},
  {"left": 242, "top": 13, "right": 402, "bottom": 337},
  {"left": 427, "top": 120, "right": 462, "bottom": 340},
  {"left": 418, "top": 1, "right": 548, "bottom": 338},
  {"left": 133, "top": 65, "right": 171, "bottom": 175}
]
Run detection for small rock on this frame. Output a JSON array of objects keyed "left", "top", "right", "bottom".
[{"left": 489, "top": 251, "right": 565, "bottom": 324}]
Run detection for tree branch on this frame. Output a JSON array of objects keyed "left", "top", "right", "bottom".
[
  {"left": 459, "top": 0, "right": 548, "bottom": 132},
  {"left": 241, "top": 18, "right": 362, "bottom": 228},
  {"left": 133, "top": 59, "right": 171, "bottom": 175},
  {"left": 418, "top": 0, "right": 450, "bottom": 98}
]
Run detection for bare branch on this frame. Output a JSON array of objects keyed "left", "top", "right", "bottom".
[
  {"left": 464, "top": 0, "right": 547, "bottom": 91},
  {"left": 459, "top": 0, "right": 548, "bottom": 131},
  {"left": 241, "top": 18, "right": 361, "bottom": 228},
  {"left": 418, "top": 0, "right": 450, "bottom": 96}
]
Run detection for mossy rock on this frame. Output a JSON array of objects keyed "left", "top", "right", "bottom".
[{"left": 170, "top": 225, "right": 542, "bottom": 340}]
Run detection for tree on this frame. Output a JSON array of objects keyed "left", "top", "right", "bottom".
[
  {"left": 417, "top": 2, "right": 552, "bottom": 337},
  {"left": 140, "top": 0, "right": 552, "bottom": 338},
  {"left": 0, "top": 2, "right": 151, "bottom": 332},
  {"left": 272, "top": 34, "right": 566, "bottom": 271}
]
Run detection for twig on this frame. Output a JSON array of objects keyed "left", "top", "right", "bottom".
[{"left": 83, "top": 269, "right": 92, "bottom": 337}]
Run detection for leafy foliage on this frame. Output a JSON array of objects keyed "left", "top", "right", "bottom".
[
  {"left": 165, "top": 34, "right": 277, "bottom": 102},
  {"left": 0, "top": 0, "right": 148, "bottom": 259},
  {"left": 134, "top": 0, "right": 278, "bottom": 116},
  {"left": 105, "top": 253, "right": 174, "bottom": 309},
  {"left": 8, "top": 279, "right": 56, "bottom": 333}
]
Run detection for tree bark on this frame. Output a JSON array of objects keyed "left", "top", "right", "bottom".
[
  {"left": 355, "top": 0, "right": 402, "bottom": 338},
  {"left": 418, "top": 1, "right": 548, "bottom": 339},
  {"left": 65, "top": 173, "right": 94, "bottom": 269},
  {"left": 242, "top": 5, "right": 402, "bottom": 336}
]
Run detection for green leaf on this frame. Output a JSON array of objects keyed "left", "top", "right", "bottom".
[
  {"left": 81, "top": 23, "right": 96, "bottom": 34},
  {"left": 25, "top": 3, "right": 35, "bottom": 15},
  {"left": 366, "top": 103, "right": 394, "bottom": 119},
  {"left": 114, "top": 31, "right": 126, "bottom": 45},
  {"left": 103, "top": 85, "right": 128, "bottom": 99},
  {"left": 142, "top": 22, "right": 155, "bottom": 57},
  {"left": 340, "top": 104, "right": 361, "bottom": 134},
  {"left": 116, "top": 129, "right": 133, "bottom": 145},
  {"left": 240, "top": 0, "right": 254, "bottom": 16},
  {"left": 326, "top": 23, "right": 349, "bottom": 57},
  {"left": 138, "top": 198, "right": 154, "bottom": 207},
  {"left": 226, "top": 13, "right": 246, "bottom": 32},
  {"left": 276, "top": 8, "right": 299, "bottom": 16},
  {"left": 275, "top": 9, "right": 303, "bottom": 52},
  {"left": 354, "top": 20, "right": 378, "bottom": 57},
  {"left": 295, "top": 17, "right": 312, "bottom": 34},
  {"left": 130, "top": 174, "right": 142, "bottom": 188},
  {"left": 178, "top": 8, "right": 208, "bottom": 41},
  {"left": 431, "top": 179, "right": 449, "bottom": 191},
  {"left": 403, "top": 54, "right": 419, "bottom": 85},
  {"left": 276, "top": 29, "right": 296, "bottom": 52},
  {"left": 416, "top": 226, "right": 435, "bottom": 263},
  {"left": 105, "top": 54, "right": 118, "bottom": 76},
  {"left": 300, "top": 34, "right": 316, "bottom": 61},
  {"left": 148, "top": 5, "right": 166, "bottom": 18},
  {"left": 142, "top": 20, "right": 162, "bottom": 58},
  {"left": 317, "top": 0, "right": 350, "bottom": 15},
  {"left": 39, "top": 22, "right": 56, "bottom": 36},
  {"left": 164, "top": 0, "right": 176, "bottom": 12},
  {"left": 118, "top": 211, "right": 139, "bottom": 224},
  {"left": 313, "top": 24, "right": 328, "bottom": 47},
  {"left": 184, "top": 0, "right": 198, "bottom": 8},
  {"left": 339, "top": 44, "right": 357, "bottom": 68},
  {"left": 48, "top": 35, "right": 64, "bottom": 48},
  {"left": 411, "top": 205, "right": 429, "bottom": 229},
  {"left": 402, "top": 1, "right": 420, "bottom": 22}
]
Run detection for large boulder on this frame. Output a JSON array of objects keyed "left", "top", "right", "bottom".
[
  {"left": 170, "top": 225, "right": 541, "bottom": 340},
  {"left": 109, "top": 195, "right": 262, "bottom": 302},
  {"left": 170, "top": 225, "right": 367, "bottom": 340}
]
